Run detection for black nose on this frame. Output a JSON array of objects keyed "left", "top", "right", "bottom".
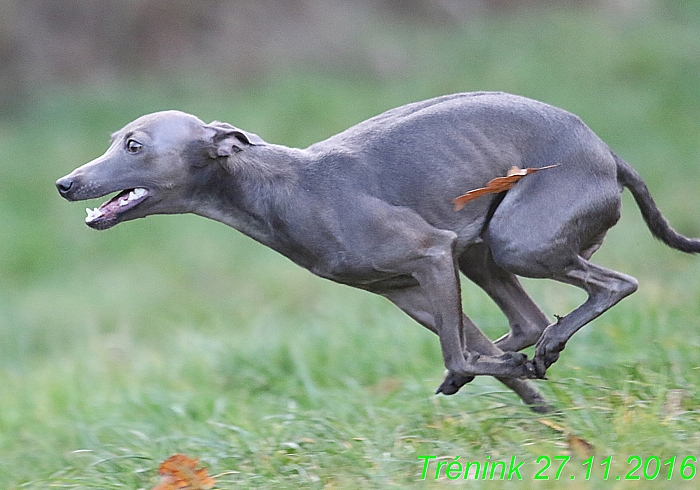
[{"left": 56, "top": 177, "right": 74, "bottom": 197}]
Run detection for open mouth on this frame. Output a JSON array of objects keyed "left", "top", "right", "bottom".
[{"left": 85, "top": 187, "right": 149, "bottom": 229}]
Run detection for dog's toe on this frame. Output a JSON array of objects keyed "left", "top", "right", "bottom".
[{"left": 526, "top": 357, "right": 549, "bottom": 380}]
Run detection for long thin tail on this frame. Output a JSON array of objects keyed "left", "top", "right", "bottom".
[{"left": 614, "top": 152, "right": 700, "bottom": 253}]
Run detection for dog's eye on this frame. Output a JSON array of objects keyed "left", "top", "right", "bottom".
[{"left": 126, "top": 139, "right": 143, "bottom": 154}]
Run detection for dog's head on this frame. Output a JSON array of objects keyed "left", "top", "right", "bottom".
[{"left": 56, "top": 110, "right": 263, "bottom": 230}]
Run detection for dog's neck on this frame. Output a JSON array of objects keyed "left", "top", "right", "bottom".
[{"left": 191, "top": 143, "right": 310, "bottom": 248}]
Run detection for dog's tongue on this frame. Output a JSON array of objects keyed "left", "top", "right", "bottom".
[{"left": 85, "top": 188, "right": 147, "bottom": 224}]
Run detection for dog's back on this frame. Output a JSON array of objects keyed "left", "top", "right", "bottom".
[{"left": 302, "top": 92, "right": 612, "bottom": 248}]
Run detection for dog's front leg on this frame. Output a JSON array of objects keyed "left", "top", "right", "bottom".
[
  {"left": 378, "top": 231, "right": 535, "bottom": 381},
  {"left": 340, "top": 202, "right": 544, "bottom": 409},
  {"left": 380, "top": 271, "right": 547, "bottom": 410}
]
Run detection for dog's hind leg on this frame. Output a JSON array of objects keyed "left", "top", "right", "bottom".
[
  {"left": 528, "top": 256, "right": 638, "bottom": 377},
  {"left": 459, "top": 243, "right": 550, "bottom": 352},
  {"left": 481, "top": 148, "right": 637, "bottom": 378}
]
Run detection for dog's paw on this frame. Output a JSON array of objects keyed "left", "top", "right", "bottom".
[
  {"left": 497, "top": 351, "right": 527, "bottom": 366},
  {"left": 495, "top": 352, "right": 541, "bottom": 379},
  {"left": 435, "top": 370, "right": 475, "bottom": 395},
  {"left": 523, "top": 358, "right": 547, "bottom": 380},
  {"left": 529, "top": 337, "right": 564, "bottom": 379}
]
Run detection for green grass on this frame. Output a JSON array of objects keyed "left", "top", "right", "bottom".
[{"left": 2, "top": 5, "right": 700, "bottom": 488}]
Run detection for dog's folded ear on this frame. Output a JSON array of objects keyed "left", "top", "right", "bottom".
[{"left": 204, "top": 121, "right": 265, "bottom": 158}]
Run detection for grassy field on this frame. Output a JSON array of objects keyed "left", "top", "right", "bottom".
[{"left": 1, "top": 5, "right": 700, "bottom": 489}]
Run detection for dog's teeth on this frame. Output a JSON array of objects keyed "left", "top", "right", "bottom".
[
  {"left": 124, "top": 188, "right": 146, "bottom": 204},
  {"left": 85, "top": 207, "right": 103, "bottom": 222}
]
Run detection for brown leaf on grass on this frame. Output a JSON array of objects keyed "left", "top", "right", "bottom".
[
  {"left": 452, "top": 164, "right": 559, "bottom": 211},
  {"left": 538, "top": 419, "right": 594, "bottom": 460},
  {"left": 567, "top": 434, "right": 595, "bottom": 460},
  {"left": 153, "top": 454, "right": 216, "bottom": 490}
]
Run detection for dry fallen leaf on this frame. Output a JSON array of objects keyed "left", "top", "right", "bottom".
[
  {"left": 538, "top": 419, "right": 595, "bottom": 460},
  {"left": 567, "top": 434, "right": 595, "bottom": 460},
  {"left": 452, "top": 164, "right": 559, "bottom": 211},
  {"left": 153, "top": 454, "right": 216, "bottom": 490}
]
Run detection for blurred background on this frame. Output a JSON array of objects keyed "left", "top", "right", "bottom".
[
  {"left": 1, "top": 0, "right": 700, "bottom": 485},
  {"left": 2, "top": 0, "right": 699, "bottom": 112},
  {"left": 0, "top": 0, "right": 673, "bottom": 104}
]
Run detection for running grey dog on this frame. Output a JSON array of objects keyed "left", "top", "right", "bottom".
[{"left": 56, "top": 92, "right": 700, "bottom": 411}]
